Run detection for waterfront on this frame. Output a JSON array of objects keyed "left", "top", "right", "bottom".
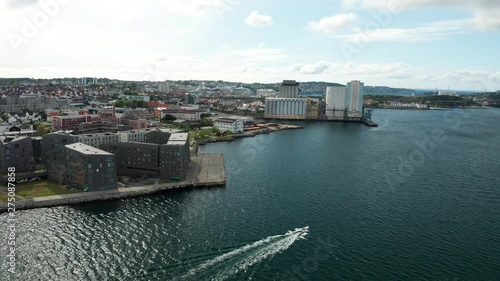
[{"left": 1, "top": 108, "right": 500, "bottom": 280}]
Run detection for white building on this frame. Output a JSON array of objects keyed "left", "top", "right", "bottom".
[
  {"left": 159, "top": 82, "right": 169, "bottom": 93},
  {"left": 325, "top": 86, "right": 347, "bottom": 119},
  {"left": 279, "top": 80, "right": 299, "bottom": 98},
  {"left": 264, "top": 97, "right": 307, "bottom": 119},
  {"left": 160, "top": 110, "right": 202, "bottom": 121},
  {"left": 257, "top": 89, "right": 277, "bottom": 97},
  {"left": 346, "top": 81, "right": 364, "bottom": 116},
  {"left": 117, "top": 130, "right": 149, "bottom": 143},
  {"left": 438, "top": 90, "right": 457, "bottom": 96},
  {"left": 77, "top": 133, "right": 120, "bottom": 148},
  {"left": 118, "top": 95, "right": 151, "bottom": 102},
  {"left": 214, "top": 118, "right": 244, "bottom": 133}
]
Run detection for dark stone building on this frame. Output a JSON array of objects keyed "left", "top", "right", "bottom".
[
  {"left": 47, "top": 143, "right": 117, "bottom": 191},
  {"left": 32, "top": 137, "right": 42, "bottom": 165},
  {"left": 159, "top": 133, "right": 190, "bottom": 180},
  {"left": 41, "top": 132, "right": 78, "bottom": 163},
  {"left": 101, "top": 132, "right": 190, "bottom": 180},
  {"left": 72, "top": 121, "right": 132, "bottom": 135},
  {"left": 144, "top": 128, "right": 181, "bottom": 145},
  {"left": 0, "top": 136, "right": 36, "bottom": 173},
  {"left": 100, "top": 142, "right": 160, "bottom": 179}
]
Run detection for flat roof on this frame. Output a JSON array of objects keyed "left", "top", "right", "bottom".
[
  {"left": 215, "top": 118, "right": 241, "bottom": 124},
  {"left": 167, "top": 133, "right": 189, "bottom": 145},
  {"left": 66, "top": 143, "right": 113, "bottom": 155},
  {"left": 152, "top": 128, "right": 181, "bottom": 133},
  {"left": 265, "top": 97, "right": 307, "bottom": 101},
  {"left": 54, "top": 115, "right": 98, "bottom": 119},
  {"left": 0, "top": 136, "right": 29, "bottom": 143},
  {"left": 0, "top": 130, "right": 36, "bottom": 135},
  {"left": 281, "top": 80, "right": 299, "bottom": 86}
]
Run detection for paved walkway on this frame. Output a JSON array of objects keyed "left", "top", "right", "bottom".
[{"left": 1, "top": 154, "right": 225, "bottom": 209}]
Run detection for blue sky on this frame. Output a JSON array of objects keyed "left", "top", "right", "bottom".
[{"left": 1, "top": 0, "right": 499, "bottom": 90}]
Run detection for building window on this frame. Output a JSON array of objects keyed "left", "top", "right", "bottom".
[{"left": 88, "top": 163, "right": 92, "bottom": 169}]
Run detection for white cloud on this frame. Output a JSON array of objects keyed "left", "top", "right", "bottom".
[
  {"left": 230, "top": 47, "right": 285, "bottom": 62},
  {"left": 307, "top": 13, "right": 359, "bottom": 33},
  {"left": 289, "top": 61, "right": 414, "bottom": 77},
  {"left": 176, "top": 27, "right": 195, "bottom": 35},
  {"left": 336, "top": 19, "right": 470, "bottom": 42},
  {"left": 245, "top": 11, "right": 273, "bottom": 27},
  {"left": 7, "top": 0, "right": 39, "bottom": 9},
  {"left": 341, "top": 0, "right": 500, "bottom": 31},
  {"left": 343, "top": 61, "right": 411, "bottom": 74},
  {"left": 289, "top": 61, "right": 332, "bottom": 74},
  {"left": 162, "top": 0, "right": 235, "bottom": 17}
]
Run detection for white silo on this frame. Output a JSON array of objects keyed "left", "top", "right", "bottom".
[{"left": 325, "top": 86, "right": 347, "bottom": 119}]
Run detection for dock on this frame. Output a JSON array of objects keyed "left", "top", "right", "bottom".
[
  {"left": 362, "top": 118, "right": 379, "bottom": 127},
  {"left": 0, "top": 154, "right": 225, "bottom": 212},
  {"left": 261, "top": 118, "right": 378, "bottom": 127}
]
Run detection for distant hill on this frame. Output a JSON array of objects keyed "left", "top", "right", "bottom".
[{"left": 0, "top": 77, "right": 419, "bottom": 96}]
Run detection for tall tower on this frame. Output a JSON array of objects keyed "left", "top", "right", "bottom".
[
  {"left": 279, "top": 80, "right": 299, "bottom": 98},
  {"left": 325, "top": 86, "right": 347, "bottom": 120},
  {"left": 346, "top": 80, "right": 364, "bottom": 113}
]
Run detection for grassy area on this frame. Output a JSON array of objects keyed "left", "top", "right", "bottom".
[{"left": 14, "top": 180, "right": 82, "bottom": 198}]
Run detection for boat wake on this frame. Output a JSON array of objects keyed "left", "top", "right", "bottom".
[{"left": 178, "top": 227, "right": 309, "bottom": 281}]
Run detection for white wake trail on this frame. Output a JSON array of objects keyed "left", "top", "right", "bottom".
[
  {"left": 212, "top": 231, "right": 307, "bottom": 281},
  {"left": 178, "top": 228, "right": 308, "bottom": 281}
]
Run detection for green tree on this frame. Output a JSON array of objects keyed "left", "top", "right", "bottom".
[
  {"left": 35, "top": 124, "right": 50, "bottom": 136},
  {"left": 162, "top": 114, "right": 176, "bottom": 122},
  {"left": 200, "top": 118, "right": 213, "bottom": 127},
  {"left": 114, "top": 100, "right": 125, "bottom": 107},
  {"left": 211, "top": 126, "right": 219, "bottom": 134},
  {"left": 226, "top": 130, "right": 233, "bottom": 136},
  {"left": 130, "top": 82, "right": 138, "bottom": 91},
  {"left": 0, "top": 113, "right": 9, "bottom": 122}
]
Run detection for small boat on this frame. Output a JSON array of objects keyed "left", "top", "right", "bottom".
[{"left": 296, "top": 226, "right": 309, "bottom": 233}]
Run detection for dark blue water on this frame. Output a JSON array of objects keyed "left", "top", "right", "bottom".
[{"left": 1, "top": 108, "right": 500, "bottom": 281}]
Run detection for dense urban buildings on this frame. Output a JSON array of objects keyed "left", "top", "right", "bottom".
[
  {"left": 0, "top": 94, "right": 59, "bottom": 113},
  {"left": 264, "top": 80, "right": 365, "bottom": 120},
  {"left": 279, "top": 80, "right": 300, "bottom": 98},
  {"left": 52, "top": 115, "right": 98, "bottom": 129},
  {"left": 47, "top": 143, "right": 117, "bottom": 191},
  {"left": 214, "top": 118, "right": 244, "bottom": 133},
  {"left": 118, "top": 94, "right": 150, "bottom": 102}
]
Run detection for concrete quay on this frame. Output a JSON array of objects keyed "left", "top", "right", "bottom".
[{"left": 0, "top": 154, "right": 225, "bottom": 212}]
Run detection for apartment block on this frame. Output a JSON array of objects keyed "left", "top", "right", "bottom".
[{"left": 47, "top": 143, "right": 117, "bottom": 191}]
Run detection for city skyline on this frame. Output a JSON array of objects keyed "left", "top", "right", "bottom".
[{"left": 1, "top": 0, "right": 499, "bottom": 91}]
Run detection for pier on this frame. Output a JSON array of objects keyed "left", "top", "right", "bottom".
[
  {"left": 261, "top": 118, "right": 378, "bottom": 127},
  {"left": 0, "top": 154, "right": 226, "bottom": 212}
]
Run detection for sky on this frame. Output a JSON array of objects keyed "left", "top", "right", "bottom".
[{"left": 0, "top": 0, "right": 499, "bottom": 91}]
